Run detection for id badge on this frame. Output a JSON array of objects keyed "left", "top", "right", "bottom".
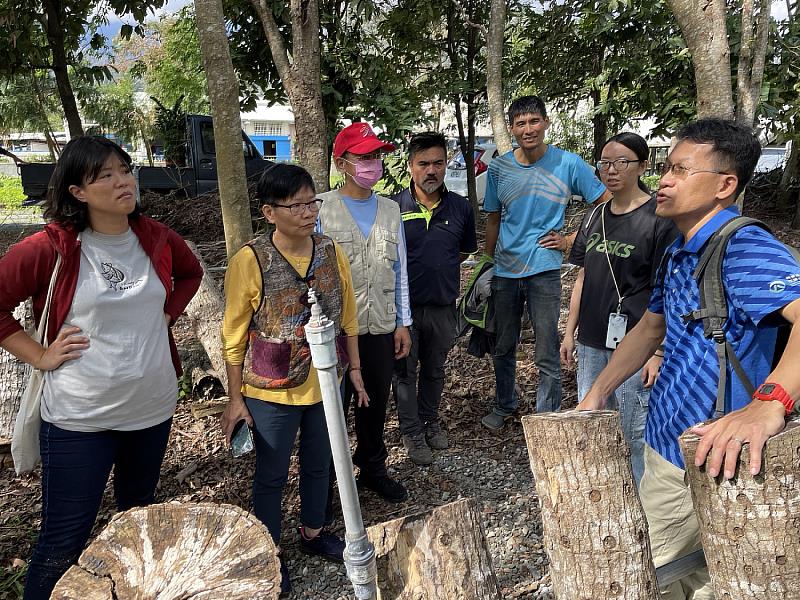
[{"left": 606, "top": 312, "right": 628, "bottom": 349}]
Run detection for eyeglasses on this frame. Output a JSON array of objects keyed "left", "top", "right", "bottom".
[
  {"left": 273, "top": 199, "right": 323, "bottom": 216},
  {"left": 659, "top": 162, "right": 730, "bottom": 179},
  {"left": 596, "top": 159, "right": 643, "bottom": 172}
]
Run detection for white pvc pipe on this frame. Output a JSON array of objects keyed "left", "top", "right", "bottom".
[{"left": 304, "top": 290, "right": 377, "bottom": 600}]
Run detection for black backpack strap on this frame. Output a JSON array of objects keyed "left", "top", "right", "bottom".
[{"left": 688, "top": 216, "right": 767, "bottom": 416}]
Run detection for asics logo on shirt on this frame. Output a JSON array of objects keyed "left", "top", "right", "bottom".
[{"left": 585, "top": 233, "right": 635, "bottom": 258}]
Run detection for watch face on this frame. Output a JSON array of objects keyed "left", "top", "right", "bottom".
[{"left": 759, "top": 383, "right": 776, "bottom": 395}]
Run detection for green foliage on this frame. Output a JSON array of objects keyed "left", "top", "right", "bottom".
[
  {"left": 0, "top": 562, "right": 26, "bottom": 598},
  {"left": 127, "top": 9, "right": 210, "bottom": 115},
  {"left": 80, "top": 72, "right": 152, "bottom": 147},
  {"left": 642, "top": 174, "right": 661, "bottom": 191},
  {"left": 548, "top": 111, "right": 595, "bottom": 162},
  {"left": 153, "top": 96, "right": 187, "bottom": 166},
  {"left": 0, "top": 176, "right": 25, "bottom": 208}
]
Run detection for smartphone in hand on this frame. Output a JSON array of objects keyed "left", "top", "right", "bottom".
[{"left": 231, "top": 420, "right": 254, "bottom": 457}]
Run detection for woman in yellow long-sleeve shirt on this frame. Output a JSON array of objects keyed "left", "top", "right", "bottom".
[{"left": 220, "top": 164, "right": 367, "bottom": 596}]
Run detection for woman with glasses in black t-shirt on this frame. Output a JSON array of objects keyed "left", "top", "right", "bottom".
[{"left": 560, "top": 132, "right": 677, "bottom": 486}]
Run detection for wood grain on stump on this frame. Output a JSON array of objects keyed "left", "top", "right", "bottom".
[
  {"left": 366, "top": 498, "right": 501, "bottom": 599},
  {"left": 184, "top": 241, "right": 228, "bottom": 392},
  {"left": 680, "top": 419, "right": 800, "bottom": 599},
  {"left": 522, "top": 411, "right": 659, "bottom": 600},
  {"left": 51, "top": 502, "right": 280, "bottom": 599}
]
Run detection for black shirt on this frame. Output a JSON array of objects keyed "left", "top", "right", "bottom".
[
  {"left": 393, "top": 184, "right": 478, "bottom": 306},
  {"left": 568, "top": 195, "right": 678, "bottom": 350}
]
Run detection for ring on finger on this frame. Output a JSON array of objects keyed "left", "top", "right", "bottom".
[{"left": 731, "top": 437, "right": 745, "bottom": 444}]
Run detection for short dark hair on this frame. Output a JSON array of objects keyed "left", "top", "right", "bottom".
[
  {"left": 43, "top": 136, "right": 137, "bottom": 231},
  {"left": 408, "top": 132, "right": 447, "bottom": 161},
  {"left": 676, "top": 118, "right": 761, "bottom": 197},
  {"left": 257, "top": 163, "right": 315, "bottom": 205},
  {"left": 508, "top": 95, "right": 548, "bottom": 124},
  {"left": 603, "top": 132, "right": 650, "bottom": 193}
]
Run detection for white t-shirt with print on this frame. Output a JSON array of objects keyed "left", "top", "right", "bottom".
[{"left": 42, "top": 228, "right": 177, "bottom": 431}]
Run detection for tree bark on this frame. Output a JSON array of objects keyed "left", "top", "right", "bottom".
[
  {"left": 522, "top": 411, "right": 659, "bottom": 600},
  {"left": 679, "top": 421, "right": 800, "bottom": 599},
  {"left": 184, "top": 242, "right": 228, "bottom": 393},
  {"left": 666, "top": 0, "right": 734, "bottom": 119},
  {"left": 41, "top": 0, "right": 83, "bottom": 138},
  {"left": 0, "top": 302, "right": 33, "bottom": 465},
  {"left": 486, "top": 0, "right": 512, "bottom": 155},
  {"left": 250, "top": 0, "right": 329, "bottom": 192},
  {"left": 366, "top": 498, "right": 501, "bottom": 599},
  {"left": 735, "top": 0, "right": 771, "bottom": 126},
  {"left": 51, "top": 502, "right": 280, "bottom": 599},
  {"left": 194, "top": 0, "right": 254, "bottom": 258}
]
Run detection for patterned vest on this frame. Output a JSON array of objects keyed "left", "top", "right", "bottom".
[{"left": 242, "top": 233, "right": 347, "bottom": 390}]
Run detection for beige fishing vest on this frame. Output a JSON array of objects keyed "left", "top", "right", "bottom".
[{"left": 318, "top": 190, "right": 400, "bottom": 335}]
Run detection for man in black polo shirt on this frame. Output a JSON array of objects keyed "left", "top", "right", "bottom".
[{"left": 392, "top": 132, "right": 478, "bottom": 465}]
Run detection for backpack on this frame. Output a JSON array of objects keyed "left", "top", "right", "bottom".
[{"left": 681, "top": 216, "right": 800, "bottom": 417}]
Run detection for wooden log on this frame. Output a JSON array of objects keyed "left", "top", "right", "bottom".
[
  {"left": 366, "top": 498, "right": 501, "bottom": 599},
  {"left": 522, "top": 411, "right": 659, "bottom": 600},
  {"left": 51, "top": 502, "right": 280, "bottom": 599},
  {"left": 0, "top": 302, "right": 33, "bottom": 467},
  {"left": 191, "top": 366, "right": 225, "bottom": 400},
  {"left": 679, "top": 419, "right": 800, "bottom": 599},
  {"left": 184, "top": 241, "right": 228, "bottom": 393}
]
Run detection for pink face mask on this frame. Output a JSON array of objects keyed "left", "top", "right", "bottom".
[{"left": 344, "top": 158, "right": 383, "bottom": 189}]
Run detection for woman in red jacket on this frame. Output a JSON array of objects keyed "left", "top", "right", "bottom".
[{"left": 0, "top": 136, "right": 202, "bottom": 599}]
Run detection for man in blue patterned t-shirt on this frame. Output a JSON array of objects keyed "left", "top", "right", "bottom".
[
  {"left": 580, "top": 119, "right": 800, "bottom": 599},
  {"left": 481, "top": 95, "right": 606, "bottom": 430}
]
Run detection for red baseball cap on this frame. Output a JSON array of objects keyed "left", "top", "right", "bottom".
[{"left": 333, "top": 122, "right": 396, "bottom": 158}]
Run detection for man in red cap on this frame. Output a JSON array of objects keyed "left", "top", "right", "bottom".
[{"left": 318, "top": 122, "right": 412, "bottom": 503}]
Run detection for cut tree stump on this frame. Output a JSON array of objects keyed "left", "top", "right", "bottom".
[
  {"left": 51, "top": 502, "right": 280, "bottom": 599},
  {"left": 366, "top": 498, "right": 501, "bottom": 599},
  {"left": 680, "top": 419, "right": 800, "bottom": 599},
  {"left": 522, "top": 411, "right": 659, "bottom": 600},
  {"left": 0, "top": 301, "right": 32, "bottom": 468},
  {"left": 184, "top": 241, "right": 228, "bottom": 393}
]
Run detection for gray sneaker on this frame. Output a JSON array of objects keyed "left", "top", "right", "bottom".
[
  {"left": 481, "top": 411, "right": 512, "bottom": 431},
  {"left": 424, "top": 422, "right": 449, "bottom": 450},
  {"left": 402, "top": 433, "right": 434, "bottom": 465}
]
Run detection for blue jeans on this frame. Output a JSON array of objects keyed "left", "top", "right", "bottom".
[
  {"left": 24, "top": 418, "right": 172, "bottom": 600},
  {"left": 491, "top": 271, "right": 562, "bottom": 416},
  {"left": 245, "top": 398, "right": 331, "bottom": 544},
  {"left": 577, "top": 343, "right": 649, "bottom": 486}
]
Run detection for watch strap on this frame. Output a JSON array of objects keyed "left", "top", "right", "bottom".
[{"left": 754, "top": 382, "right": 795, "bottom": 416}]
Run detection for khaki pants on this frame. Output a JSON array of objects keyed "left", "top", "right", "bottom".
[{"left": 640, "top": 444, "right": 714, "bottom": 599}]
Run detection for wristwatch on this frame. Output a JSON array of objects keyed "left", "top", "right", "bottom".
[{"left": 753, "top": 382, "right": 795, "bottom": 416}]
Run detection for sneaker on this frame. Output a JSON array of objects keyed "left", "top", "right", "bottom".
[
  {"left": 424, "top": 422, "right": 449, "bottom": 450},
  {"left": 481, "top": 411, "right": 512, "bottom": 431},
  {"left": 402, "top": 433, "right": 434, "bottom": 465},
  {"left": 279, "top": 556, "right": 291, "bottom": 597},
  {"left": 298, "top": 527, "right": 345, "bottom": 563},
  {"left": 357, "top": 472, "right": 408, "bottom": 503}
]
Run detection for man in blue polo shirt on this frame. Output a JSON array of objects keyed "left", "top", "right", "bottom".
[
  {"left": 481, "top": 95, "right": 607, "bottom": 430},
  {"left": 580, "top": 119, "right": 800, "bottom": 599},
  {"left": 392, "top": 132, "right": 477, "bottom": 465}
]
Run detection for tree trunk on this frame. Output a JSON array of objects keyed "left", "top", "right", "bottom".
[
  {"left": 679, "top": 421, "right": 800, "bottom": 599},
  {"left": 522, "top": 411, "right": 659, "bottom": 600},
  {"left": 184, "top": 242, "right": 228, "bottom": 392},
  {"left": 194, "top": 0, "right": 254, "bottom": 258},
  {"left": 666, "top": 0, "right": 734, "bottom": 119},
  {"left": 591, "top": 85, "right": 608, "bottom": 163},
  {"left": 250, "top": 0, "right": 329, "bottom": 192},
  {"left": 735, "top": 0, "right": 771, "bottom": 127},
  {"left": 486, "top": 0, "right": 512, "bottom": 155},
  {"left": 366, "top": 498, "right": 501, "bottom": 599},
  {"left": 0, "top": 302, "right": 33, "bottom": 466},
  {"left": 52, "top": 503, "right": 280, "bottom": 599},
  {"left": 41, "top": 0, "right": 84, "bottom": 138}
]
